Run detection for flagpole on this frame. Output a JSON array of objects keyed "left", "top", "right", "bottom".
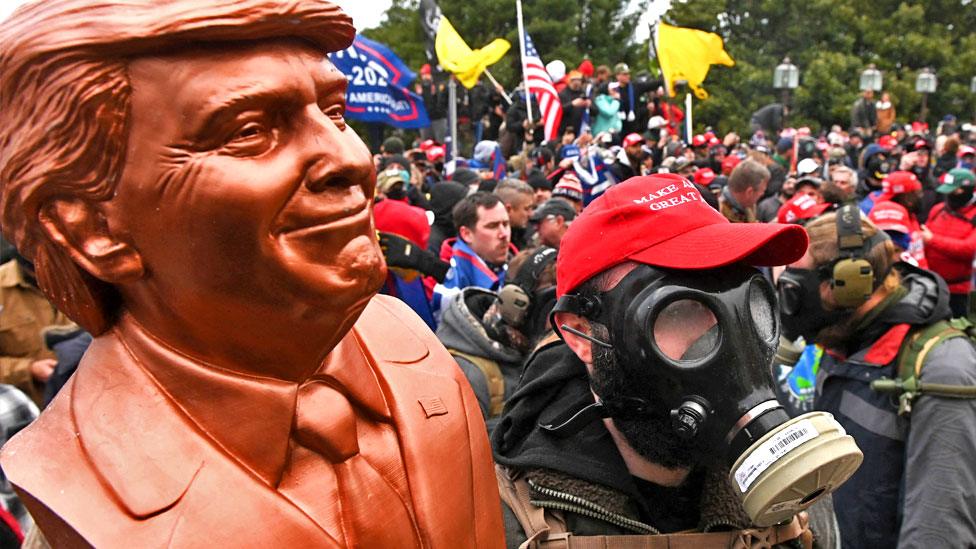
[
  {"left": 448, "top": 77, "right": 458, "bottom": 158},
  {"left": 650, "top": 22, "right": 673, "bottom": 137},
  {"left": 515, "top": 0, "right": 533, "bottom": 127},
  {"left": 685, "top": 92, "right": 693, "bottom": 142},
  {"left": 484, "top": 69, "right": 513, "bottom": 105}
]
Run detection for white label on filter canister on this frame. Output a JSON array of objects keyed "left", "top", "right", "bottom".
[{"left": 733, "top": 419, "right": 819, "bottom": 493}]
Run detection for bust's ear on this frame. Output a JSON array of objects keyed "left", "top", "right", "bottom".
[
  {"left": 554, "top": 311, "right": 595, "bottom": 367},
  {"left": 37, "top": 198, "right": 144, "bottom": 284}
]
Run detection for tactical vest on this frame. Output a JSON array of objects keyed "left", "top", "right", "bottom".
[
  {"left": 817, "top": 319, "right": 976, "bottom": 547},
  {"left": 496, "top": 466, "right": 811, "bottom": 549}
]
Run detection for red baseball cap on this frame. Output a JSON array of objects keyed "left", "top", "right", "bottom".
[
  {"left": 910, "top": 121, "right": 928, "bottom": 134},
  {"left": 958, "top": 145, "right": 976, "bottom": 158},
  {"left": 911, "top": 139, "right": 931, "bottom": 151},
  {"left": 868, "top": 201, "right": 911, "bottom": 234},
  {"left": 693, "top": 167, "right": 717, "bottom": 186},
  {"left": 776, "top": 194, "right": 830, "bottom": 224},
  {"left": 426, "top": 145, "right": 446, "bottom": 162},
  {"left": 374, "top": 198, "right": 430, "bottom": 249},
  {"left": 692, "top": 134, "right": 707, "bottom": 147},
  {"left": 878, "top": 171, "right": 921, "bottom": 201},
  {"left": 554, "top": 174, "right": 809, "bottom": 296},
  {"left": 721, "top": 154, "right": 741, "bottom": 175},
  {"left": 622, "top": 133, "right": 643, "bottom": 147},
  {"left": 877, "top": 135, "right": 898, "bottom": 150}
]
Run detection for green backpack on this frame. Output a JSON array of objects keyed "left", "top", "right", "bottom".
[{"left": 871, "top": 317, "right": 976, "bottom": 416}]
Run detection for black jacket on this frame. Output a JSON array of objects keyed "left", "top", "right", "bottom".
[
  {"left": 490, "top": 341, "right": 824, "bottom": 546},
  {"left": 558, "top": 86, "right": 597, "bottom": 136}
]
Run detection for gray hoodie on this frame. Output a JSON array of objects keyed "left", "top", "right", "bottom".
[{"left": 436, "top": 288, "right": 525, "bottom": 432}]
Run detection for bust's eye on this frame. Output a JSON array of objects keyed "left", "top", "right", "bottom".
[
  {"left": 321, "top": 103, "right": 347, "bottom": 131},
  {"left": 223, "top": 119, "right": 276, "bottom": 156}
]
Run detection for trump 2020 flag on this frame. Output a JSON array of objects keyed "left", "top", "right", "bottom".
[{"left": 330, "top": 35, "right": 430, "bottom": 129}]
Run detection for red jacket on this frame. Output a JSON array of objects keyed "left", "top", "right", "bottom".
[{"left": 924, "top": 202, "right": 976, "bottom": 293}]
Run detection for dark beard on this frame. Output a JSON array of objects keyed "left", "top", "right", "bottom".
[{"left": 588, "top": 325, "right": 707, "bottom": 469}]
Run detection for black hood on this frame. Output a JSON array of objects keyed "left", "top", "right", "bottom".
[
  {"left": 491, "top": 340, "right": 640, "bottom": 500},
  {"left": 429, "top": 181, "right": 468, "bottom": 228}
]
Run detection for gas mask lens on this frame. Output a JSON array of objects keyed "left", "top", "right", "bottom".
[
  {"left": 776, "top": 274, "right": 804, "bottom": 317},
  {"left": 652, "top": 299, "right": 719, "bottom": 362},
  {"left": 749, "top": 278, "right": 776, "bottom": 343}
]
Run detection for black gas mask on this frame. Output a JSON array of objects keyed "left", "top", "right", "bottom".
[
  {"left": 777, "top": 266, "right": 846, "bottom": 342},
  {"left": 864, "top": 153, "right": 891, "bottom": 185},
  {"left": 494, "top": 247, "right": 558, "bottom": 345},
  {"left": 778, "top": 208, "right": 890, "bottom": 343},
  {"left": 549, "top": 263, "right": 862, "bottom": 526}
]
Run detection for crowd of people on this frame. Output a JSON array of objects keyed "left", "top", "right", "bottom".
[
  {"left": 3, "top": 47, "right": 976, "bottom": 547},
  {"left": 364, "top": 57, "right": 976, "bottom": 547}
]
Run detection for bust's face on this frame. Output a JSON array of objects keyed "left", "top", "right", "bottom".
[{"left": 106, "top": 39, "right": 384, "bottom": 367}]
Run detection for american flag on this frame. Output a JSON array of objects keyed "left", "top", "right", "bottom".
[{"left": 522, "top": 32, "right": 562, "bottom": 142}]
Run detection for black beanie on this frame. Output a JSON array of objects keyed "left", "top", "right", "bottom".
[
  {"left": 429, "top": 181, "right": 469, "bottom": 221},
  {"left": 451, "top": 168, "right": 480, "bottom": 187}
]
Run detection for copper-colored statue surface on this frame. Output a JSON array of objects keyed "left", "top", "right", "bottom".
[{"left": 0, "top": 1, "right": 503, "bottom": 546}]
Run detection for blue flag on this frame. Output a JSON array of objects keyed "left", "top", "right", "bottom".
[{"left": 330, "top": 35, "right": 430, "bottom": 129}]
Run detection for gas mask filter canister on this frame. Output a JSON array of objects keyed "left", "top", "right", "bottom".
[{"left": 551, "top": 264, "right": 862, "bottom": 526}]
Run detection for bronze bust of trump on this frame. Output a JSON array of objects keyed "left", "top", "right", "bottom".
[{"left": 0, "top": 1, "right": 502, "bottom": 547}]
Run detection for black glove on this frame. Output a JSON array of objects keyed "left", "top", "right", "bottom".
[{"left": 378, "top": 232, "right": 450, "bottom": 282}]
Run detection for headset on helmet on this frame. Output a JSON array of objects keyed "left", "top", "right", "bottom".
[
  {"left": 497, "top": 247, "right": 558, "bottom": 329},
  {"left": 824, "top": 204, "right": 889, "bottom": 308}
]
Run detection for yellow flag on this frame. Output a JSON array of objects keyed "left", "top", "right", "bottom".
[
  {"left": 435, "top": 16, "right": 510, "bottom": 89},
  {"left": 656, "top": 23, "right": 735, "bottom": 99}
]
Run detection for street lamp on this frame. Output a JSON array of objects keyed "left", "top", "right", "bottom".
[
  {"left": 774, "top": 57, "right": 799, "bottom": 127},
  {"left": 859, "top": 64, "right": 883, "bottom": 92},
  {"left": 915, "top": 67, "right": 937, "bottom": 124}
]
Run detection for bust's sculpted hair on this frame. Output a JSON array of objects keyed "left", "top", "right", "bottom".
[{"left": 0, "top": 0, "right": 354, "bottom": 334}]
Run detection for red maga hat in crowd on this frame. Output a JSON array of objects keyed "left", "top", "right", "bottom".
[
  {"left": 721, "top": 154, "right": 741, "bottom": 175},
  {"left": 554, "top": 174, "right": 809, "bottom": 296},
  {"left": 693, "top": 167, "right": 717, "bottom": 186},
  {"left": 868, "top": 201, "right": 911, "bottom": 234},
  {"left": 878, "top": 171, "right": 922, "bottom": 201},
  {"left": 622, "top": 133, "right": 643, "bottom": 147},
  {"left": 877, "top": 135, "right": 898, "bottom": 150},
  {"left": 777, "top": 194, "right": 830, "bottom": 225}
]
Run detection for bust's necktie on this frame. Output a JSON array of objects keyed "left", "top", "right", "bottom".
[{"left": 293, "top": 380, "right": 419, "bottom": 547}]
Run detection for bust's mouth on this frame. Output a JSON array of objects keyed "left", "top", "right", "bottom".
[
  {"left": 274, "top": 183, "right": 370, "bottom": 237},
  {"left": 276, "top": 201, "right": 370, "bottom": 238}
]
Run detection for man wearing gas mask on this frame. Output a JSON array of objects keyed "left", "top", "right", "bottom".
[
  {"left": 438, "top": 247, "right": 558, "bottom": 433},
  {"left": 493, "top": 174, "right": 861, "bottom": 547},
  {"left": 778, "top": 205, "right": 976, "bottom": 548},
  {"left": 856, "top": 144, "right": 892, "bottom": 213}
]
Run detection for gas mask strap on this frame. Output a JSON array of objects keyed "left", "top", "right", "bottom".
[
  {"left": 550, "top": 292, "right": 605, "bottom": 344},
  {"left": 538, "top": 402, "right": 609, "bottom": 437},
  {"left": 559, "top": 324, "right": 613, "bottom": 349}
]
